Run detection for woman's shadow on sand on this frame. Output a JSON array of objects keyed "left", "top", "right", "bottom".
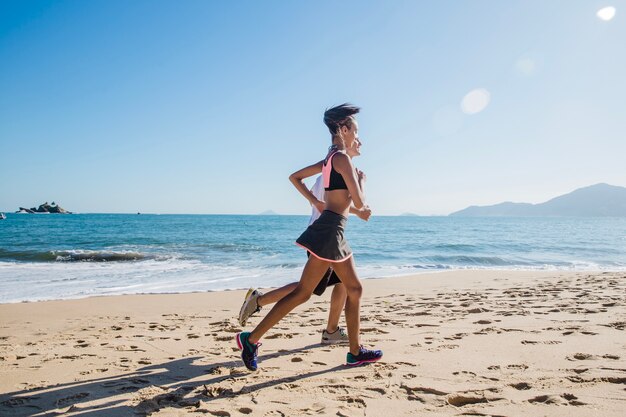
[{"left": 0, "top": 343, "right": 352, "bottom": 416}]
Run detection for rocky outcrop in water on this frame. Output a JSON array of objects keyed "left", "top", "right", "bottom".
[{"left": 16, "top": 202, "right": 72, "bottom": 214}]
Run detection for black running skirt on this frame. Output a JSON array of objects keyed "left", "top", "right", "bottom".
[{"left": 296, "top": 210, "right": 352, "bottom": 263}]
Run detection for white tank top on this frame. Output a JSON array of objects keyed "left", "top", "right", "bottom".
[{"left": 308, "top": 175, "right": 324, "bottom": 226}]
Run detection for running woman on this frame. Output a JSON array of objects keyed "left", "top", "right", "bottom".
[
  {"left": 238, "top": 142, "right": 371, "bottom": 345},
  {"left": 236, "top": 104, "right": 383, "bottom": 370}
]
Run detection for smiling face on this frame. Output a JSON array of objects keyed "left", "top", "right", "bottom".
[
  {"left": 346, "top": 135, "right": 361, "bottom": 158},
  {"left": 338, "top": 117, "right": 359, "bottom": 150}
]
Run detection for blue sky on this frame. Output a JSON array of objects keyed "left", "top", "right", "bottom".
[{"left": 1, "top": 0, "right": 624, "bottom": 215}]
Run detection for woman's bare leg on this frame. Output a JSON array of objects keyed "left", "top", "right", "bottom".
[
  {"left": 257, "top": 282, "right": 298, "bottom": 307},
  {"left": 326, "top": 283, "right": 347, "bottom": 333},
  {"left": 248, "top": 256, "right": 330, "bottom": 344},
  {"left": 331, "top": 256, "right": 363, "bottom": 355}
]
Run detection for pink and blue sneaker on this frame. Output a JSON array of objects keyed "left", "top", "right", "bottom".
[
  {"left": 236, "top": 332, "right": 260, "bottom": 371},
  {"left": 346, "top": 345, "right": 383, "bottom": 366}
]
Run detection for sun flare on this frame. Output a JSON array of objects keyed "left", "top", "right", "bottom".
[
  {"left": 597, "top": 6, "right": 616, "bottom": 21},
  {"left": 461, "top": 89, "right": 491, "bottom": 115}
]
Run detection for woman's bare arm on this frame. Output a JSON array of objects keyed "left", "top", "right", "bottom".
[
  {"left": 332, "top": 153, "right": 365, "bottom": 209},
  {"left": 349, "top": 205, "right": 371, "bottom": 221},
  {"left": 288, "top": 161, "right": 324, "bottom": 210},
  {"left": 348, "top": 169, "right": 370, "bottom": 220}
]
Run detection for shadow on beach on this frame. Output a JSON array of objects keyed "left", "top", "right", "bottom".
[{"left": 0, "top": 344, "right": 350, "bottom": 416}]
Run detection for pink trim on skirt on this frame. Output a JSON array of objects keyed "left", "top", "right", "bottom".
[{"left": 295, "top": 242, "right": 353, "bottom": 263}]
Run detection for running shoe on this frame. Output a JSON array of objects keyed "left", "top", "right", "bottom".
[
  {"left": 321, "top": 327, "right": 349, "bottom": 345},
  {"left": 346, "top": 346, "right": 383, "bottom": 366},
  {"left": 238, "top": 288, "right": 263, "bottom": 326},
  {"left": 236, "top": 332, "right": 260, "bottom": 371}
]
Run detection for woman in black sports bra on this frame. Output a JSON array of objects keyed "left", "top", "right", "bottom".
[{"left": 236, "top": 104, "right": 383, "bottom": 370}]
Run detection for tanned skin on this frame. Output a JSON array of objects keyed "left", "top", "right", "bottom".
[
  {"left": 248, "top": 119, "right": 370, "bottom": 356},
  {"left": 255, "top": 141, "right": 369, "bottom": 334}
]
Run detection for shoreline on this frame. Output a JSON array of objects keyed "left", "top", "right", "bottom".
[
  {"left": 2, "top": 267, "right": 624, "bottom": 305},
  {"left": 1, "top": 270, "right": 624, "bottom": 416}
]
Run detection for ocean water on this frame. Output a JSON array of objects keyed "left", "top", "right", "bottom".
[{"left": 0, "top": 213, "right": 625, "bottom": 303}]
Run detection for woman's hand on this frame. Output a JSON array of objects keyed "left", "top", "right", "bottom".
[
  {"left": 356, "top": 169, "right": 367, "bottom": 183},
  {"left": 355, "top": 206, "right": 372, "bottom": 221}
]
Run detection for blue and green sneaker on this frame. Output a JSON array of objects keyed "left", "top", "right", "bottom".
[
  {"left": 236, "top": 332, "right": 260, "bottom": 371},
  {"left": 346, "top": 345, "right": 383, "bottom": 366}
]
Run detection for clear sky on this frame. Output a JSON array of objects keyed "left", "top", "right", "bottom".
[{"left": 1, "top": 1, "right": 624, "bottom": 215}]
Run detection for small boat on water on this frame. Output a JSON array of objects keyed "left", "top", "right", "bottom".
[{"left": 0, "top": 213, "right": 6, "bottom": 220}]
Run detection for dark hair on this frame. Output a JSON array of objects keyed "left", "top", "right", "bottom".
[{"left": 323, "top": 103, "right": 360, "bottom": 136}]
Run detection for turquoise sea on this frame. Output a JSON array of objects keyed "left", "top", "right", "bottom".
[{"left": 1, "top": 213, "right": 625, "bottom": 303}]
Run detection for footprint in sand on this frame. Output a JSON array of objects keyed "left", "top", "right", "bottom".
[
  {"left": 60, "top": 354, "right": 80, "bottom": 360},
  {"left": 204, "top": 385, "right": 235, "bottom": 398},
  {"left": 394, "top": 361, "right": 418, "bottom": 367},
  {"left": 435, "top": 344, "right": 459, "bottom": 350},
  {"left": 444, "top": 333, "right": 468, "bottom": 340},
  {"left": 204, "top": 366, "right": 227, "bottom": 375},
  {"left": 1, "top": 396, "right": 41, "bottom": 410},
  {"left": 337, "top": 396, "right": 366, "bottom": 408},
  {"left": 360, "top": 327, "right": 390, "bottom": 334},
  {"left": 56, "top": 392, "right": 89, "bottom": 407},
  {"left": 511, "top": 382, "right": 532, "bottom": 390},
  {"left": 602, "top": 354, "right": 620, "bottom": 360},
  {"left": 453, "top": 370, "right": 476, "bottom": 377},
  {"left": 567, "top": 353, "right": 595, "bottom": 361},
  {"left": 447, "top": 393, "right": 502, "bottom": 407},
  {"left": 528, "top": 393, "right": 585, "bottom": 406},
  {"left": 521, "top": 340, "right": 561, "bottom": 345},
  {"left": 506, "top": 364, "right": 529, "bottom": 370},
  {"left": 366, "top": 387, "right": 387, "bottom": 395},
  {"left": 401, "top": 384, "right": 448, "bottom": 397}
]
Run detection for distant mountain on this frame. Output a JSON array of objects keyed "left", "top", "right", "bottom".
[
  {"left": 450, "top": 183, "right": 626, "bottom": 217},
  {"left": 399, "top": 212, "right": 420, "bottom": 217},
  {"left": 258, "top": 210, "right": 278, "bottom": 215}
]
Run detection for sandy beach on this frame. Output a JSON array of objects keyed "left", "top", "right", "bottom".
[{"left": 1, "top": 270, "right": 624, "bottom": 416}]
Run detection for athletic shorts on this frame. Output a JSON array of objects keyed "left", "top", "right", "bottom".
[{"left": 296, "top": 210, "right": 352, "bottom": 262}]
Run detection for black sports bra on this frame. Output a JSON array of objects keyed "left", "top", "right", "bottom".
[{"left": 322, "top": 151, "right": 348, "bottom": 191}]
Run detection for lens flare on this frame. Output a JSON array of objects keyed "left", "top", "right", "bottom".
[
  {"left": 597, "top": 6, "right": 616, "bottom": 21},
  {"left": 461, "top": 88, "right": 491, "bottom": 115}
]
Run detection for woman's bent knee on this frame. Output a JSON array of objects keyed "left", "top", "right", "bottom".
[
  {"left": 291, "top": 288, "right": 312, "bottom": 304},
  {"left": 346, "top": 283, "right": 362, "bottom": 298}
]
